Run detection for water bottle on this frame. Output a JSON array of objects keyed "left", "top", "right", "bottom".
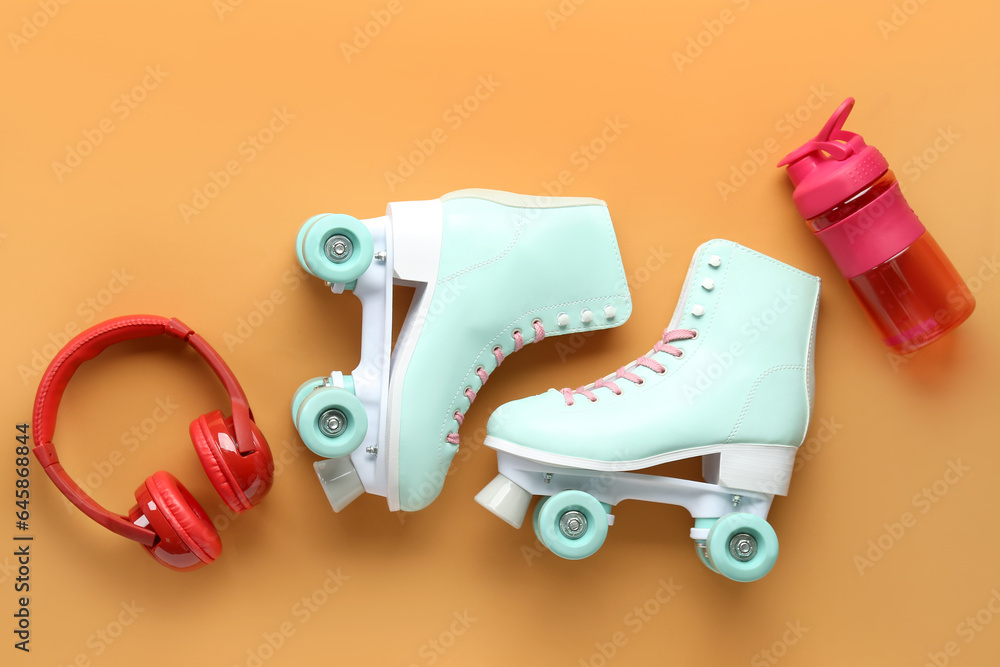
[{"left": 778, "top": 98, "right": 975, "bottom": 353}]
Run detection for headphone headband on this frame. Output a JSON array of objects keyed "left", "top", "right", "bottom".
[{"left": 31, "top": 315, "right": 255, "bottom": 546}]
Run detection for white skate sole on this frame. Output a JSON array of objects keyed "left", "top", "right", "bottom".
[
  {"left": 483, "top": 436, "right": 797, "bottom": 497},
  {"left": 476, "top": 439, "right": 798, "bottom": 556}
]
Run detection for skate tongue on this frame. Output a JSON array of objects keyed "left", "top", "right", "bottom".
[{"left": 561, "top": 240, "right": 719, "bottom": 406}]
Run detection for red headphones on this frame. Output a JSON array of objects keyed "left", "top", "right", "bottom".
[{"left": 32, "top": 315, "right": 274, "bottom": 571}]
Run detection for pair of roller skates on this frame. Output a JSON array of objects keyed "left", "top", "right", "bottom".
[{"left": 291, "top": 189, "right": 821, "bottom": 582}]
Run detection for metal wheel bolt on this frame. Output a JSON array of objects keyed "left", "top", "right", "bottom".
[
  {"left": 325, "top": 235, "right": 353, "bottom": 263},
  {"left": 559, "top": 510, "right": 588, "bottom": 539},
  {"left": 319, "top": 408, "right": 347, "bottom": 437},
  {"left": 729, "top": 533, "right": 757, "bottom": 561}
]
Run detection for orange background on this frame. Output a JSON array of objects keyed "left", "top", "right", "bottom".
[{"left": 2, "top": 1, "right": 998, "bottom": 665}]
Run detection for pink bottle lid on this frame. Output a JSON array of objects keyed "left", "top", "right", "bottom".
[
  {"left": 778, "top": 98, "right": 925, "bottom": 279},
  {"left": 777, "top": 98, "right": 889, "bottom": 220}
]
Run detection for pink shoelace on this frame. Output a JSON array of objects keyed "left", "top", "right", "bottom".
[
  {"left": 446, "top": 320, "right": 546, "bottom": 445},
  {"left": 560, "top": 328, "right": 697, "bottom": 406}
]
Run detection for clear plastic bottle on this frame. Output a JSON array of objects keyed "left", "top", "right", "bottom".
[{"left": 778, "top": 98, "right": 974, "bottom": 353}]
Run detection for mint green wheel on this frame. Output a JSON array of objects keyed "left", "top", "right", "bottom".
[
  {"left": 295, "top": 215, "right": 326, "bottom": 277},
  {"left": 535, "top": 490, "right": 608, "bottom": 560},
  {"left": 693, "top": 518, "right": 718, "bottom": 573},
  {"left": 291, "top": 376, "right": 327, "bottom": 422},
  {"left": 296, "top": 213, "right": 373, "bottom": 284},
  {"left": 694, "top": 542, "right": 718, "bottom": 573},
  {"left": 532, "top": 497, "right": 549, "bottom": 544},
  {"left": 295, "top": 385, "right": 368, "bottom": 458},
  {"left": 705, "top": 513, "right": 778, "bottom": 582}
]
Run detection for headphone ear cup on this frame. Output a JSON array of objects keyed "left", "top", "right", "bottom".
[
  {"left": 191, "top": 410, "right": 274, "bottom": 513},
  {"left": 191, "top": 412, "right": 244, "bottom": 512},
  {"left": 129, "top": 471, "right": 221, "bottom": 571}
]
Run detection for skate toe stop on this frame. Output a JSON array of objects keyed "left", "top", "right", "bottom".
[
  {"left": 314, "top": 458, "right": 365, "bottom": 512},
  {"left": 475, "top": 474, "right": 531, "bottom": 529}
]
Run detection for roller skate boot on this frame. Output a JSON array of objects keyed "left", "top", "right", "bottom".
[
  {"left": 476, "top": 239, "right": 821, "bottom": 581},
  {"left": 292, "top": 189, "right": 633, "bottom": 512}
]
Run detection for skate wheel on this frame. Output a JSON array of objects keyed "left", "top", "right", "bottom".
[
  {"left": 294, "top": 215, "right": 326, "bottom": 277},
  {"left": 291, "top": 376, "right": 327, "bottom": 422},
  {"left": 532, "top": 497, "right": 549, "bottom": 544},
  {"left": 705, "top": 513, "right": 778, "bottom": 582},
  {"left": 295, "top": 385, "right": 368, "bottom": 458},
  {"left": 694, "top": 541, "right": 719, "bottom": 574},
  {"left": 535, "top": 490, "right": 608, "bottom": 560},
  {"left": 296, "top": 213, "right": 374, "bottom": 284}
]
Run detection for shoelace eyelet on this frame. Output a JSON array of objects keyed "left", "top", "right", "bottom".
[
  {"left": 689, "top": 329, "right": 699, "bottom": 339},
  {"left": 655, "top": 367, "right": 667, "bottom": 375},
  {"left": 675, "top": 350, "right": 685, "bottom": 359},
  {"left": 451, "top": 322, "right": 547, "bottom": 445},
  {"left": 634, "top": 378, "right": 645, "bottom": 386}
]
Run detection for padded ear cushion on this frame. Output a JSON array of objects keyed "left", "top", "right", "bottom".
[
  {"left": 191, "top": 410, "right": 274, "bottom": 513},
  {"left": 191, "top": 412, "right": 246, "bottom": 512},
  {"left": 141, "top": 471, "right": 222, "bottom": 570}
]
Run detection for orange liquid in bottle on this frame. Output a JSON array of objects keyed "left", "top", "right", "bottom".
[
  {"left": 847, "top": 233, "right": 975, "bottom": 352},
  {"left": 809, "top": 170, "right": 975, "bottom": 353}
]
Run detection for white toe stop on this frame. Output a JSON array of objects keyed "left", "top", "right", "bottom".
[
  {"left": 581, "top": 309, "right": 594, "bottom": 323},
  {"left": 604, "top": 305, "right": 616, "bottom": 319},
  {"left": 475, "top": 474, "right": 531, "bottom": 529},
  {"left": 314, "top": 458, "right": 365, "bottom": 512},
  {"left": 557, "top": 312, "right": 570, "bottom": 327}
]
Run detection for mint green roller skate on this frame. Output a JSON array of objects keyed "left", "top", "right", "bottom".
[
  {"left": 292, "top": 190, "right": 633, "bottom": 512},
  {"left": 476, "top": 239, "right": 821, "bottom": 581}
]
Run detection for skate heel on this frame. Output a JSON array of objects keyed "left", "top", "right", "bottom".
[
  {"left": 386, "top": 199, "right": 443, "bottom": 284},
  {"left": 706, "top": 445, "right": 797, "bottom": 496}
]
